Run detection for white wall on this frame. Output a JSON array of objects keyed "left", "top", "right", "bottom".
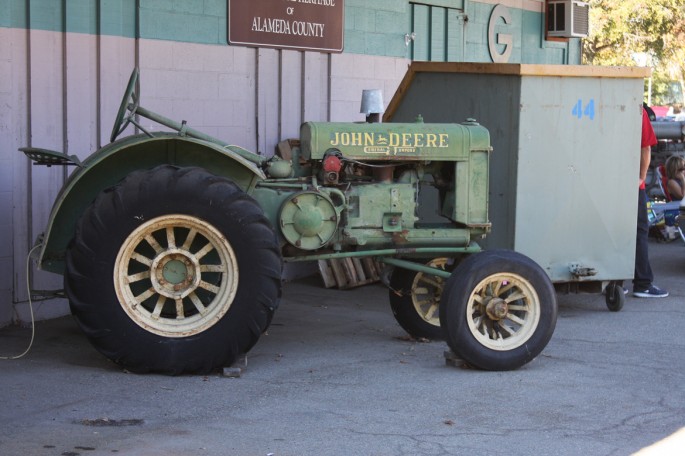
[{"left": 0, "top": 29, "right": 409, "bottom": 326}]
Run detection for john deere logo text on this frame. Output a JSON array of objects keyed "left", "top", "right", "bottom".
[{"left": 330, "top": 131, "right": 449, "bottom": 155}]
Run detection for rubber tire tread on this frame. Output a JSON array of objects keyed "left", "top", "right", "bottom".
[
  {"left": 439, "top": 250, "right": 557, "bottom": 371},
  {"left": 389, "top": 266, "right": 443, "bottom": 340},
  {"left": 65, "top": 165, "right": 282, "bottom": 375}
]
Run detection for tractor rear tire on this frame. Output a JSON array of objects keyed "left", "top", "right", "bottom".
[
  {"left": 65, "top": 165, "right": 282, "bottom": 375},
  {"left": 439, "top": 250, "right": 557, "bottom": 371}
]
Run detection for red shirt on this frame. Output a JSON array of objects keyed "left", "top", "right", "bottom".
[
  {"left": 640, "top": 108, "right": 657, "bottom": 189},
  {"left": 641, "top": 108, "right": 657, "bottom": 148}
]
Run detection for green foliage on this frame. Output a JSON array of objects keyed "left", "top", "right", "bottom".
[
  {"left": 649, "top": 68, "right": 685, "bottom": 107},
  {"left": 583, "top": 0, "right": 685, "bottom": 105}
]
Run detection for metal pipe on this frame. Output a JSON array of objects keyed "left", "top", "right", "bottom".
[
  {"left": 652, "top": 121, "right": 685, "bottom": 141},
  {"left": 256, "top": 182, "right": 310, "bottom": 189},
  {"left": 283, "top": 245, "right": 481, "bottom": 262},
  {"left": 135, "top": 105, "right": 267, "bottom": 165},
  {"left": 377, "top": 257, "right": 452, "bottom": 279}
]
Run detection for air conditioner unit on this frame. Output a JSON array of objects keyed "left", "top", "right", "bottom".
[{"left": 547, "top": 0, "right": 589, "bottom": 38}]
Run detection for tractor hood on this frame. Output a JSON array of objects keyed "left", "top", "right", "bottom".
[{"left": 299, "top": 120, "right": 491, "bottom": 161}]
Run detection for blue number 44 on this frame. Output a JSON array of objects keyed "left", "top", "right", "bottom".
[{"left": 572, "top": 99, "right": 595, "bottom": 120}]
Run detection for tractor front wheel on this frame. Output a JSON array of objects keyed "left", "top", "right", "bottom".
[
  {"left": 65, "top": 165, "right": 282, "bottom": 374},
  {"left": 439, "top": 250, "right": 557, "bottom": 371},
  {"left": 388, "top": 258, "right": 452, "bottom": 340}
]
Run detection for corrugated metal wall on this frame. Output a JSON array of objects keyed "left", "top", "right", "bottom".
[{"left": 0, "top": 25, "right": 408, "bottom": 325}]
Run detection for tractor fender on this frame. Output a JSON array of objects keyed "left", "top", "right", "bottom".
[{"left": 39, "top": 133, "right": 266, "bottom": 274}]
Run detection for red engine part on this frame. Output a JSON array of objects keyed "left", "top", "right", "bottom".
[{"left": 323, "top": 154, "right": 342, "bottom": 173}]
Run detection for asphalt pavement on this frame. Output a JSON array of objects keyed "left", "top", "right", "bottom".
[{"left": 1, "top": 240, "right": 684, "bottom": 456}]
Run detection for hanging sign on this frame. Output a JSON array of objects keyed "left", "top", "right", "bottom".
[{"left": 228, "top": 0, "right": 344, "bottom": 53}]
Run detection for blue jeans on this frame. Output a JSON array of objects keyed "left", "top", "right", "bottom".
[{"left": 633, "top": 188, "right": 653, "bottom": 290}]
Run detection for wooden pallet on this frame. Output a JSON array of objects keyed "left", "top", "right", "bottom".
[{"left": 318, "top": 258, "right": 382, "bottom": 289}]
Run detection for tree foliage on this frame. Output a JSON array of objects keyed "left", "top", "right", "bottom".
[{"left": 582, "top": 0, "right": 685, "bottom": 105}]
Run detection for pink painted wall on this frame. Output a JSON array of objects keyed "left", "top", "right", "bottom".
[{"left": 0, "top": 28, "right": 409, "bottom": 325}]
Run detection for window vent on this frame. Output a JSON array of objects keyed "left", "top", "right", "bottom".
[{"left": 547, "top": 0, "right": 589, "bottom": 38}]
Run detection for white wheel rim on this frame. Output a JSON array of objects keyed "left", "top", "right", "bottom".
[
  {"left": 411, "top": 258, "right": 448, "bottom": 327},
  {"left": 465, "top": 272, "right": 540, "bottom": 351},
  {"left": 114, "top": 214, "right": 238, "bottom": 337}
]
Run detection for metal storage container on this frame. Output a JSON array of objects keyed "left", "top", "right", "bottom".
[{"left": 385, "top": 62, "right": 650, "bottom": 289}]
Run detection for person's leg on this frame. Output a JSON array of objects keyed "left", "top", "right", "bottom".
[{"left": 633, "top": 188, "right": 653, "bottom": 290}]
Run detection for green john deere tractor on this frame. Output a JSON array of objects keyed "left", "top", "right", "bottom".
[{"left": 21, "top": 69, "right": 557, "bottom": 374}]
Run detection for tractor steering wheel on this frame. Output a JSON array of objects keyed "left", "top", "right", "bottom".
[{"left": 110, "top": 68, "right": 140, "bottom": 143}]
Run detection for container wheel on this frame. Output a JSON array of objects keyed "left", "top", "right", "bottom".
[
  {"left": 65, "top": 165, "right": 282, "bottom": 374},
  {"left": 605, "top": 281, "right": 625, "bottom": 312},
  {"left": 388, "top": 258, "right": 451, "bottom": 340},
  {"left": 439, "top": 250, "right": 557, "bottom": 371}
]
